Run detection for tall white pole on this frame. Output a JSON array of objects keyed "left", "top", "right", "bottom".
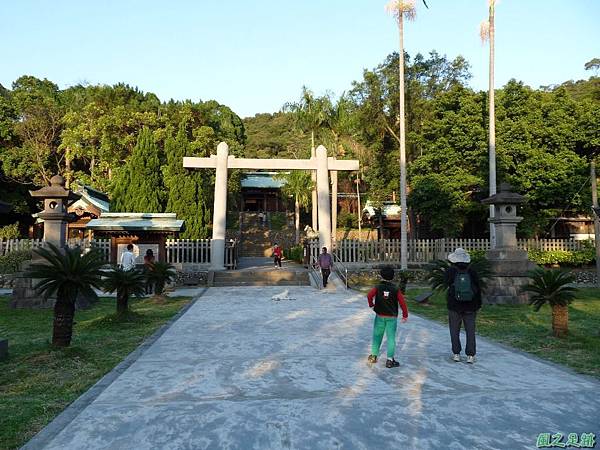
[
  {"left": 356, "top": 173, "right": 362, "bottom": 236},
  {"left": 316, "top": 145, "right": 332, "bottom": 252},
  {"left": 488, "top": 1, "right": 497, "bottom": 247},
  {"left": 398, "top": 14, "right": 408, "bottom": 270},
  {"left": 591, "top": 160, "right": 600, "bottom": 287},
  {"left": 211, "top": 142, "right": 228, "bottom": 270},
  {"left": 331, "top": 166, "right": 338, "bottom": 248}
]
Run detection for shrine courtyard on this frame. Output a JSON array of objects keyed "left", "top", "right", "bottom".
[{"left": 22, "top": 286, "right": 600, "bottom": 450}]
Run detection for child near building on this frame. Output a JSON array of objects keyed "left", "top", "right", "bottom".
[{"left": 367, "top": 266, "right": 409, "bottom": 368}]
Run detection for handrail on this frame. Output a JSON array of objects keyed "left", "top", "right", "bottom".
[
  {"left": 308, "top": 254, "right": 322, "bottom": 289},
  {"left": 332, "top": 251, "right": 349, "bottom": 289}
]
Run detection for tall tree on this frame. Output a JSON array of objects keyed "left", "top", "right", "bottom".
[
  {"left": 163, "top": 123, "right": 212, "bottom": 238},
  {"left": 112, "top": 127, "right": 165, "bottom": 212},
  {"left": 284, "top": 87, "right": 330, "bottom": 230},
  {"left": 276, "top": 170, "right": 313, "bottom": 244},
  {"left": 386, "top": 0, "right": 418, "bottom": 269}
]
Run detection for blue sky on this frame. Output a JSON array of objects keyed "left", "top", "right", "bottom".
[{"left": 1, "top": 0, "right": 599, "bottom": 118}]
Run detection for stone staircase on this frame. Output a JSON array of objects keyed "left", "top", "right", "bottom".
[
  {"left": 241, "top": 213, "right": 273, "bottom": 257},
  {"left": 211, "top": 270, "right": 310, "bottom": 287}
]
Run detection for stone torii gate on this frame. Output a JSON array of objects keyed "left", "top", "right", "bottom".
[{"left": 184, "top": 142, "right": 359, "bottom": 270}]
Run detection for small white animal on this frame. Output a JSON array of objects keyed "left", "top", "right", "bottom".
[{"left": 272, "top": 289, "right": 295, "bottom": 301}]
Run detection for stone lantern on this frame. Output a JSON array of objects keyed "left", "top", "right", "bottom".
[
  {"left": 30, "top": 175, "right": 80, "bottom": 248},
  {"left": 481, "top": 183, "right": 537, "bottom": 304},
  {"left": 10, "top": 175, "right": 80, "bottom": 309}
]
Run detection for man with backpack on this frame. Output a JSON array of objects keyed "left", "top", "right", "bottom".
[{"left": 445, "top": 248, "right": 482, "bottom": 364}]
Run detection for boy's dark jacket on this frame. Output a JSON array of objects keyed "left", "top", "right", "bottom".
[
  {"left": 367, "top": 281, "right": 409, "bottom": 318},
  {"left": 445, "top": 264, "right": 482, "bottom": 313}
]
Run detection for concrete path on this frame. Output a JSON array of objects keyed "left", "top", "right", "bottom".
[{"left": 27, "top": 287, "right": 600, "bottom": 450}]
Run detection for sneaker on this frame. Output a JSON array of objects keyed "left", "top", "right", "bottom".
[
  {"left": 385, "top": 358, "right": 400, "bottom": 368},
  {"left": 452, "top": 354, "right": 461, "bottom": 362},
  {"left": 466, "top": 355, "right": 475, "bottom": 364},
  {"left": 367, "top": 355, "right": 377, "bottom": 364}
]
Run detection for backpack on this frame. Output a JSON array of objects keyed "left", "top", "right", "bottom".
[{"left": 453, "top": 268, "right": 474, "bottom": 302}]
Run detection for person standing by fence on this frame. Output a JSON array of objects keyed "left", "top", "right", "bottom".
[
  {"left": 120, "top": 244, "right": 136, "bottom": 271},
  {"left": 143, "top": 249, "right": 156, "bottom": 294}
]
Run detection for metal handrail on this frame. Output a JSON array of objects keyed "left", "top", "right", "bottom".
[
  {"left": 332, "top": 251, "right": 349, "bottom": 289},
  {"left": 308, "top": 254, "right": 322, "bottom": 289}
]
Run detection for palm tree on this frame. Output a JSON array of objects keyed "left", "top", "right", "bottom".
[
  {"left": 146, "top": 261, "right": 177, "bottom": 296},
  {"left": 102, "top": 267, "right": 146, "bottom": 316},
  {"left": 426, "top": 258, "right": 492, "bottom": 292},
  {"left": 480, "top": 0, "right": 497, "bottom": 247},
  {"left": 25, "top": 243, "right": 104, "bottom": 347},
  {"left": 385, "top": 0, "right": 418, "bottom": 270},
  {"left": 284, "top": 87, "right": 329, "bottom": 230},
  {"left": 276, "top": 171, "right": 314, "bottom": 244},
  {"left": 324, "top": 94, "right": 352, "bottom": 246},
  {"left": 522, "top": 268, "right": 577, "bottom": 337}
]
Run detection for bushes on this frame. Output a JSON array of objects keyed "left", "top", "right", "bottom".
[
  {"left": 0, "top": 250, "right": 32, "bottom": 274},
  {"left": 337, "top": 212, "right": 358, "bottom": 229},
  {"left": 284, "top": 245, "right": 303, "bottom": 263},
  {"left": 468, "top": 244, "right": 595, "bottom": 268},
  {"left": 0, "top": 222, "right": 20, "bottom": 239},
  {"left": 269, "top": 212, "right": 286, "bottom": 231},
  {"left": 527, "top": 242, "right": 595, "bottom": 267}
]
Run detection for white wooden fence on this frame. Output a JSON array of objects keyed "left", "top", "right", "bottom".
[
  {"left": 2, "top": 237, "right": 590, "bottom": 266},
  {"left": 1, "top": 238, "right": 111, "bottom": 261},
  {"left": 165, "top": 239, "right": 211, "bottom": 264},
  {"left": 321, "top": 238, "right": 589, "bottom": 264}
]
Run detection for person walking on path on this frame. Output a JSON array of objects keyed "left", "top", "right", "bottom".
[
  {"left": 317, "top": 247, "right": 333, "bottom": 288},
  {"left": 120, "top": 243, "right": 136, "bottom": 271},
  {"left": 143, "top": 248, "right": 156, "bottom": 294},
  {"left": 273, "top": 243, "right": 283, "bottom": 269},
  {"left": 445, "top": 248, "right": 482, "bottom": 364},
  {"left": 366, "top": 266, "right": 409, "bottom": 368}
]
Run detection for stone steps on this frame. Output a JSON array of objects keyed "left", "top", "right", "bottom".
[{"left": 211, "top": 270, "right": 310, "bottom": 287}]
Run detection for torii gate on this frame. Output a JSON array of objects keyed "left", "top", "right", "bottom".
[{"left": 184, "top": 142, "right": 359, "bottom": 270}]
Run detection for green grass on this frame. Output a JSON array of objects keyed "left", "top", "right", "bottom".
[
  {"left": 397, "top": 287, "right": 600, "bottom": 379},
  {"left": 0, "top": 295, "right": 191, "bottom": 450}
]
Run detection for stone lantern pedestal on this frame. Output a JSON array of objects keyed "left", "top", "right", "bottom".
[
  {"left": 10, "top": 175, "right": 81, "bottom": 309},
  {"left": 481, "top": 183, "right": 537, "bottom": 304}
]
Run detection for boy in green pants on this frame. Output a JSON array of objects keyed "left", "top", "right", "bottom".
[{"left": 367, "top": 266, "right": 409, "bottom": 368}]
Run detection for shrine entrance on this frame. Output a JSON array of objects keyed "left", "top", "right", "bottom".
[{"left": 183, "top": 142, "right": 359, "bottom": 270}]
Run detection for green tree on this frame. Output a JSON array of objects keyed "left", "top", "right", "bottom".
[
  {"left": 522, "top": 268, "right": 577, "bottom": 337},
  {"left": 112, "top": 127, "right": 165, "bottom": 212},
  {"left": 146, "top": 261, "right": 177, "bottom": 296},
  {"left": 163, "top": 123, "right": 211, "bottom": 238},
  {"left": 25, "top": 244, "right": 105, "bottom": 347},
  {"left": 276, "top": 170, "right": 314, "bottom": 244},
  {"left": 102, "top": 267, "right": 146, "bottom": 316}
]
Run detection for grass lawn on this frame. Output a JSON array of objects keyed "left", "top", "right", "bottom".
[
  {"left": 400, "top": 287, "right": 600, "bottom": 379},
  {"left": 0, "top": 295, "right": 191, "bottom": 450}
]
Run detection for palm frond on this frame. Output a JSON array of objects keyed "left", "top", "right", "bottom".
[
  {"left": 522, "top": 268, "right": 577, "bottom": 311},
  {"left": 103, "top": 266, "right": 147, "bottom": 299},
  {"left": 25, "top": 243, "right": 105, "bottom": 302},
  {"left": 146, "top": 261, "right": 177, "bottom": 295},
  {"left": 385, "top": 0, "right": 417, "bottom": 21}
]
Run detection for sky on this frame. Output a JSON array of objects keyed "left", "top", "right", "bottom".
[{"left": 1, "top": 0, "right": 599, "bottom": 118}]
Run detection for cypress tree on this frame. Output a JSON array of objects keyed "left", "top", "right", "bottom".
[
  {"left": 111, "top": 127, "right": 165, "bottom": 212},
  {"left": 163, "top": 123, "right": 210, "bottom": 238}
]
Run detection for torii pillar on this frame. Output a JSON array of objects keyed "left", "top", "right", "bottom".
[{"left": 184, "top": 142, "right": 359, "bottom": 270}]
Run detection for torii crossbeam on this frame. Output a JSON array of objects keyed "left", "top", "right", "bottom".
[{"left": 184, "top": 142, "right": 359, "bottom": 270}]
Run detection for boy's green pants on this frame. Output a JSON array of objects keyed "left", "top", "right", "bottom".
[{"left": 371, "top": 315, "right": 398, "bottom": 358}]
